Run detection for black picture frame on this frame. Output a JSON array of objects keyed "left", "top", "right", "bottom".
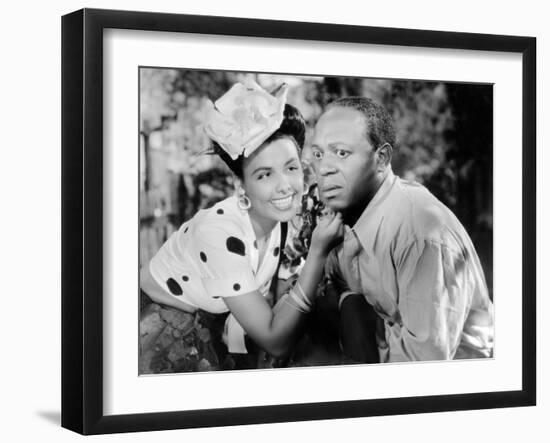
[{"left": 61, "top": 8, "right": 536, "bottom": 435}]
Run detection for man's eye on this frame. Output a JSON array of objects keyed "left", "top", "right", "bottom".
[
  {"left": 257, "top": 172, "right": 270, "bottom": 180},
  {"left": 336, "top": 149, "right": 350, "bottom": 159},
  {"left": 288, "top": 165, "right": 299, "bottom": 172},
  {"left": 311, "top": 150, "right": 323, "bottom": 160}
]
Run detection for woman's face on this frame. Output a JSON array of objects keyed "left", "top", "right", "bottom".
[{"left": 241, "top": 137, "right": 304, "bottom": 227}]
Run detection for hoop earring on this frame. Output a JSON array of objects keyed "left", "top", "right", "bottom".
[{"left": 237, "top": 187, "right": 251, "bottom": 211}]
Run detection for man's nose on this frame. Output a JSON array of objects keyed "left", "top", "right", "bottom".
[{"left": 318, "top": 158, "right": 337, "bottom": 176}]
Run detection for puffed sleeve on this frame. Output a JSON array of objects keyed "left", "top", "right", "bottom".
[
  {"left": 192, "top": 221, "right": 258, "bottom": 299},
  {"left": 389, "top": 239, "right": 472, "bottom": 361}
]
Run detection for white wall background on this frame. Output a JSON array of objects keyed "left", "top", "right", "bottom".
[{"left": 0, "top": 0, "right": 546, "bottom": 441}]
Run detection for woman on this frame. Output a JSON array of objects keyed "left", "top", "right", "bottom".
[{"left": 140, "top": 81, "right": 342, "bottom": 360}]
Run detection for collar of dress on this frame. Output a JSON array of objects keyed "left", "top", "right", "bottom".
[{"left": 238, "top": 198, "right": 280, "bottom": 275}]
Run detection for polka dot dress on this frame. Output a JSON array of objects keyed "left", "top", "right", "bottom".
[{"left": 148, "top": 196, "right": 282, "bottom": 314}]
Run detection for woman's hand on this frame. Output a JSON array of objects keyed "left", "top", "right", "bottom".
[
  {"left": 225, "top": 212, "right": 343, "bottom": 359},
  {"left": 310, "top": 209, "right": 344, "bottom": 256}
]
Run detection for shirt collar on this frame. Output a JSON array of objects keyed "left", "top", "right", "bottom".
[{"left": 351, "top": 167, "right": 397, "bottom": 247}]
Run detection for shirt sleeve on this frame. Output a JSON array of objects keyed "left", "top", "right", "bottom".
[
  {"left": 389, "top": 239, "right": 472, "bottom": 361},
  {"left": 192, "top": 221, "right": 258, "bottom": 299}
]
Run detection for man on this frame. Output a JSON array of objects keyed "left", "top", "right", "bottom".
[{"left": 310, "top": 97, "right": 494, "bottom": 362}]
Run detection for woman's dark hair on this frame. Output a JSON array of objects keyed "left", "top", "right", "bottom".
[{"left": 213, "top": 103, "right": 306, "bottom": 179}]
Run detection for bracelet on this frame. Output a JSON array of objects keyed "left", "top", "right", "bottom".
[
  {"left": 293, "top": 281, "right": 312, "bottom": 308},
  {"left": 282, "top": 292, "right": 310, "bottom": 314},
  {"left": 288, "top": 288, "right": 311, "bottom": 313}
]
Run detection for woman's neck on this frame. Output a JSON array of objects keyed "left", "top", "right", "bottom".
[{"left": 248, "top": 208, "right": 277, "bottom": 241}]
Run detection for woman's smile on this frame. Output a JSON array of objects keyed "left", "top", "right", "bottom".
[{"left": 271, "top": 193, "right": 296, "bottom": 210}]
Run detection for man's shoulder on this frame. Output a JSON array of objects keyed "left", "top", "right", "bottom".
[
  {"left": 393, "top": 177, "right": 460, "bottom": 241},
  {"left": 383, "top": 177, "right": 442, "bottom": 225}
]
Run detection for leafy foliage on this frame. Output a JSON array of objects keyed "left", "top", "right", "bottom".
[{"left": 139, "top": 68, "right": 492, "bottom": 297}]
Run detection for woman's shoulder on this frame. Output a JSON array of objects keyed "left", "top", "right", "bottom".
[{"left": 190, "top": 196, "right": 250, "bottom": 240}]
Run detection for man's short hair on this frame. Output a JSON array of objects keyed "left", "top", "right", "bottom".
[{"left": 328, "top": 97, "right": 396, "bottom": 150}]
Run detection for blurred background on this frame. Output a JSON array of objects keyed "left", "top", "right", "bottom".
[{"left": 139, "top": 68, "right": 493, "bottom": 299}]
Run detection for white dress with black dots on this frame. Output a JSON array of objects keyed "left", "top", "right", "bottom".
[{"left": 149, "top": 195, "right": 282, "bottom": 353}]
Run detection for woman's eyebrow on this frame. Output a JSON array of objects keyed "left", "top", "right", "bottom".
[
  {"left": 251, "top": 166, "right": 272, "bottom": 175},
  {"left": 252, "top": 158, "right": 298, "bottom": 175}
]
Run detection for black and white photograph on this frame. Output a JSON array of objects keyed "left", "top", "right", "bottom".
[
  {"left": 138, "top": 68, "right": 495, "bottom": 374},
  {"left": 58, "top": 5, "right": 537, "bottom": 436},
  {"left": 1, "top": 0, "right": 542, "bottom": 440}
]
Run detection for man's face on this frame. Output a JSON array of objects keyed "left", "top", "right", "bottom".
[{"left": 311, "top": 107, "right": 379, "bottom": 216}]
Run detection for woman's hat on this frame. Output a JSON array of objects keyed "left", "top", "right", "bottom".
[{"left": 204, "top": 80, "right": 288, "bottom": 160}]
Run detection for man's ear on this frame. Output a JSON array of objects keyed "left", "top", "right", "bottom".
[{"left": 376, "top": 143, "right": 393, "bottom": 169}]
